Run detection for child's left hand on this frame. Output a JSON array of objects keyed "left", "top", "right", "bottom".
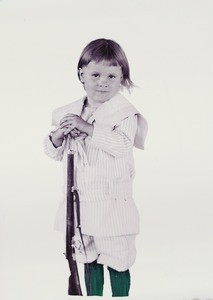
[{"left": 60, "top": 114, "right": 93, "bottom": 136}]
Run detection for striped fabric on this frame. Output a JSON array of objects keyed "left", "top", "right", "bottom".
[
  {"left": 74, "top": 234, "right": 136, "bottom": 272},
  {"left": 44, "top": 97, "right": 144, "bottom": 236}
]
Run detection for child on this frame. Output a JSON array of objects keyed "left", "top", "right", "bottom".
[{"left": 44, "top": 38, "right": 148, "bottom": 297}]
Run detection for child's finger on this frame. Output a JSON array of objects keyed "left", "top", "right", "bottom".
[
  {"left": 60, "top": 120, "right": 69, "bottom": 127},
  {"left": 60, "top": 114, "right": 77, "bottom": 125},
  {"left": 72, "top": 129, "right": 80, "bottom": 134},
  {"left": 60, "top": 120, "right": 74, "bottom": 129},
  {"left": 63, "top": 126, "right": 72, "bottom": 135},
  {"left": 64, "top": 124, "right": 78, "bottom": 135},
  {"left": 60, "top": 119, "right": 74, "bottom": 128},
  {"left": 63, "top": 130, "right": 70, "bottom": 136}
]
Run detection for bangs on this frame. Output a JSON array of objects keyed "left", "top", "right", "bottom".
[
  {"left": 81, "top": 46, "right": 120, "bottom": 67},
  {"left": 91, "top": 57, "right": 119, "bottom": 66}
]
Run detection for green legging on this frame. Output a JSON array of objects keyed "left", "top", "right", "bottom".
[{"left": 84, "top": 260, "right": 130, "bottom": 297}]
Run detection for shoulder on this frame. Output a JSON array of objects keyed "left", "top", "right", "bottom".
[
  {"left": 106, "top": 93, "right": 140, "bottom": 123},
  {"left": 109, "top": 93, "right": 137, "bottom": 110},
  {"left": 108, "top": 93, "right": 148, "bottom": 150},
  {"left": 52, "top": 97, "right": 86, "bottom": 126}
]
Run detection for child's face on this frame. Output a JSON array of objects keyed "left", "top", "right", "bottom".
[{"left": 79, "top": 60, "right": 123, "bottom": 107}]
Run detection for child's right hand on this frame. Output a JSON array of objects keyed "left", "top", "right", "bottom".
[{"left": 51, "top": 127, "right": 80, "bottom": 147}]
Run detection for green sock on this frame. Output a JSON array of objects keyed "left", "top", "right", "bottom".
[
  {"left": 108, "top": 267, "right": 130, "bottom": 297},
  {"left": 84, "top": 261, "right": 104, "bottom": 296}
]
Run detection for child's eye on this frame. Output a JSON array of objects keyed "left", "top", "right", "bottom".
[
  {"left": 109, "top": 75, "right": 116, "bottom": 79},
  {"left": 92, "top": 73, "right": 99, "bottom": 78}
]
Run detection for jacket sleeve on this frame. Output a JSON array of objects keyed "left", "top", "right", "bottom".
[
  {"left": 43, "top": 132, "right": 65, "bottom": 161},
  {"left": 90, "top": 114, "right": 137, "bottom": 157}
]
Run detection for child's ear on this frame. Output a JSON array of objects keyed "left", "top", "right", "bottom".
[{"left": 79, "top": 68, "right": 84, "bottom": 83}]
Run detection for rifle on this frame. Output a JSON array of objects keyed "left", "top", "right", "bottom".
[{"left": 66, "top": 149, "right": 83, "bottom": 295}]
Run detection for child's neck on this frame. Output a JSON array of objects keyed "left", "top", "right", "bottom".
[{"left": 84, "top": 98, "right": 101, "bottom": 109}]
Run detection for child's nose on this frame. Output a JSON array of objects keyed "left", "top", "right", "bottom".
[{"left": 98, "top": 76, "right": 108, "bottom": 87}]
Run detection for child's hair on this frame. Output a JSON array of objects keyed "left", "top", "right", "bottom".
[{"left": 77, "top": 38, "right": 134, "bottom": 91}]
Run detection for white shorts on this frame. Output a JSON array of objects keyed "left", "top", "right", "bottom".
[{"left": 72, "top": 234, "right": 137, "bottom": 272}]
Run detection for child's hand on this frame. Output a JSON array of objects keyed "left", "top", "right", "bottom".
[
  {"left": 68, "top": 128, "right": 81, "bottom": 138},
  {"left": 53, "top": 126, "right": 81, "bottom": 139},
  {"left": 50, "top": 126, "right": 81, "bottom": 147},
  {"left": 50, "top": 127, "right": 66, "bottom": 147},
  {"left": 60, "top": 114, "right": 94, "bottom": 136}
]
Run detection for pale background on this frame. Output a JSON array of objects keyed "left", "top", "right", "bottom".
[{"left": 0, "top": 0, "right": 212, "bottom": 299}]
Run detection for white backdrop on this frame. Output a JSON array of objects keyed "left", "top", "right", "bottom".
[{"left": 0, "top": 1, "right": 213, "bottom": 299}]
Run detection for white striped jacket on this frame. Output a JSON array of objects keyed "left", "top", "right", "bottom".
[{"left": 44, "top": 93, "right": 148, "bottom": 236}]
